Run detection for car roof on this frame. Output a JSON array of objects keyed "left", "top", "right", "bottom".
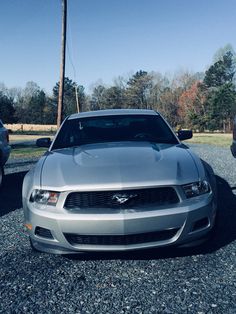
[{"left": 68, "top": 109, "right": 159, "bottom": 120}]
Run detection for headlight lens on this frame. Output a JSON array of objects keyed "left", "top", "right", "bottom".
[
  {"left": 30, "top": 189, "right": 60, "bottom": 206},
  {"left": 182, "top": 180, "right": 210, "bottom": 198}
]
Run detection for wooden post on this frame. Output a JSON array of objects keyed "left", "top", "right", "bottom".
[{"left": 57, "top": 0, "right": 67, "bottom": 128}]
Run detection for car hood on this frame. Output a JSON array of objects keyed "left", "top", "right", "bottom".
[{"left": 40, "top": 142, "right": 200, "bottom": 191}]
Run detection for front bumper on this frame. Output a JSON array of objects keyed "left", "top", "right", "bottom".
[{"left": 23, "top": 191, "right": 217, "bottom": 254}]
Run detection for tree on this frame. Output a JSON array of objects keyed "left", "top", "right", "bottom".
[
  {"left": 204, "top": 51, "right": 235, "bottom": 88},
  {"left": 0, "top": 92, "right": 16, "bottom": 123},
  {"left": 158, "top": 87, "right": 180, "bottom": 127},
  {"left": 90, "top": 85, "right": 106, "bottom": 110},
  {"left": 30, "top": 90, "right": 47, "bottom": 124},
  {"left": 172, "top": 70, "right": 201, "bottom": 90},
  {"left": 125, "top": 71, "right": 153, "bottom": 109},
  {"left": 213, "top": 44, "right": 236, "bottom": 63},
  {"left": 178, "top": 82, "right": 207, "bottom": 131},
  {"left": 53, "top": 77, "right": 85, "bottom": 118},
  {"left": 203, "top": 51, "right": 236, "bottom": 131},
  {"left": 148, "top": 72, "right": 169, "bottom": 110},
  {"left": 101, "top": 86, "right": 125, "bottom": 109},
  {"left": 205, "top": 83, "right": 236, "bottom": 131},
  {"left": 113, "top": 75, "right": 128, "bottom": 90},
  {"left": 43, "top": 97, "right": 57, "bottom": 124},
  {"left": 14, "top": 82, "right": 49, "bottom": 124},
  {"left": 22, "top": 82, "right": 41, "bottom": 105}
]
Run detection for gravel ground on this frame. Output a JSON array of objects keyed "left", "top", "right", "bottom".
[
  {"left": 5, "top": 157, "right": 39, "bottom": 174},
  {"left": 0, "top": 144, "right": 236, "bottom": 314}
]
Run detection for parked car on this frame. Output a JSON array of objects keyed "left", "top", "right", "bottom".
[
  {"left": 0, "top": 120, "right": 11, "bottom": 187},
  {"left": 23, "top": 109, "right": 217, "bottom": 254},
  {"left": 230, "top": 116, "right": 236, "bottom": 157}
]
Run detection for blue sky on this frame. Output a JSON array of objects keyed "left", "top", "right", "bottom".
[{"left": 0, "top": 0, "right": 236, "bottom": 94}]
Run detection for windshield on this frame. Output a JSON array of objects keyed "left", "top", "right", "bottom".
[{"left": 51, "top": 114, "right": 178, "bottom": 150}]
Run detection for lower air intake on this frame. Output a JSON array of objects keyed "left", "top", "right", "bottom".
[{"left": 64, "top": 228, "right": 179, "bottom": 246}]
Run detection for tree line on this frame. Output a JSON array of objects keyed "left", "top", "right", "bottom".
[{"left": 1, "top": 47, "right": 236, "bottom": 131}]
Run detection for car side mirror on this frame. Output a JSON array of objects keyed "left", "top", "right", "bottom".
[
  {"left": 36, "top": 137, "right": 52, "bottom": 148},
  {"left": 177, "top": 130, "right": 193, "bottom": 141}
]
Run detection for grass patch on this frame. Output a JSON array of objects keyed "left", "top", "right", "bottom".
[
  {"left": 10, "top": 146, "right": 47, "bottom": 159},
  {"left": 187, "top": 133, "right": 232, "bottom": 147},
  {"left": 12, "top": 130, "right": 56, "bottom": 136},
  {"left": 10, "top": 134, "right": 53, "bottom": 143}
]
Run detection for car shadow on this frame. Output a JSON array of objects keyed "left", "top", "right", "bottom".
[
  {"left": 66, "top": 175, "right": 236, "bottom": 260},
  {"left": 0, "top": 171, "right": 27, "bottom": 217}
]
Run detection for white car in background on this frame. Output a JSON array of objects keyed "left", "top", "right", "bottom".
[{"left": 0, "top": 120, "right": 11, "bottom": 186}]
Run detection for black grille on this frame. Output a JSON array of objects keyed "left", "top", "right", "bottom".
[
  {"left": 35, "top": 227, "right": 53, "bottom": 239},
  {"left": 64, "top": 187, "right": 179, "bottom": 209},
  {"left": 64, "top": 228, "right": 179, "bottom": 246}
]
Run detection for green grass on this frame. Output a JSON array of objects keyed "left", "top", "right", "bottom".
[
  {"left": 12, "top": 130, "right": 56, "bottom": 136},
  {"left": 10, "top": 146, "right": 47, "bottom": 159},
  {"left": 187, "top": 133, "right": 232, "bottom": 147}
]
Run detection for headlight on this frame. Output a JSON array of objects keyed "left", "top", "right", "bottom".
[
  {"left": 30, "top": 189, "right": 60, "bottom": 206},
  {"left": 182, "top": 180, "right": 210, "bottom": 198}
]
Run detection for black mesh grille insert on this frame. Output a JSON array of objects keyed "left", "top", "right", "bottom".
[
  {"left": 64, "top": 228, "right": 179, "bottom": 246},
  {"left": 35, "top": 227, "right": 53, "bottom": 239},
  {"left": 64, "top": 187, "right": 179, "bottom": 209}
]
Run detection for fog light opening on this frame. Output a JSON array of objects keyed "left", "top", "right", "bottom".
[
  {"left": 35, "top": 226, "right": 54, "bottom": 239},
  {"left": 192, "top": 217, "right": 209, "bottom": 232}
]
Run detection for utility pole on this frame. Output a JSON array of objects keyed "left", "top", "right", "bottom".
[
  {"left": 75, "top": 85, "right": 80, "bottom": 113},
  {"left": 57, "top": 0, "right": 67, "bottom": 128}
]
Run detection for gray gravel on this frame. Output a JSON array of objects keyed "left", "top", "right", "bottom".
[
  {"left": 190, "top": 144, "right": 236, "bottom": 188},
  {"left": 5, "top": 157, "right": 38, "bottom": 174},
  {"left": 0, "top": 144, "right": 236, "bottom": 314}
]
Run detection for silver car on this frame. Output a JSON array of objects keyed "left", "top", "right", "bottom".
[{"left": 23, "top": 109, "right": 217, "bottom": 254}]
